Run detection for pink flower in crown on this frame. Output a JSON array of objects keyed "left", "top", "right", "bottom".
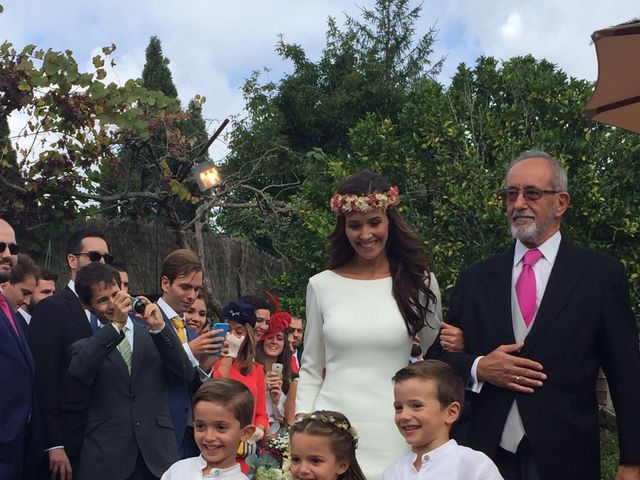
[{"left": 388, "top": 186, "right": 400, "bottom": 208}]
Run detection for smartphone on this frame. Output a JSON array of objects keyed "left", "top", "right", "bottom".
[
  {"left": 271, "top": 363, "right": 284, "bottom": 376},
  {"left": 210, "top": 322, "right": 229, "bottom": 355}
]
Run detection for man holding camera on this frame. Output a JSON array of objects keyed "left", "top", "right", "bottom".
[{"left": 67, "top": 262, "right": 193, "bottom": 480}]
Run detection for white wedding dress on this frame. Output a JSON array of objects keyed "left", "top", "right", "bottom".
[{"left": 296, "top": 270, "right": 442, "bottom": 480}]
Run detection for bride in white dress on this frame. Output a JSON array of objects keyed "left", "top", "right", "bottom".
[{"left": 296, "top": 171, "right": 444, "bottom": 480}]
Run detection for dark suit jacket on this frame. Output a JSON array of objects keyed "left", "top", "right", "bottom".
[
  {"left": 159, "top": 307, "right": 201, "bottom": 458},
  {"left": 0, "top": 299, "right": 35, "bottom": 480},
  {"left": 67, "top": 322, "right": 193, "bottom": 479},
  {"left": 29, "top": 285, "right": 93, "bottom": 456},
  {"left": 428, "top": 240, "right": 640, "bottom": 480}
]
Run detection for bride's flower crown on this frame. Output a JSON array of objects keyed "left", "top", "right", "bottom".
[
  {"left": 330, "top": 186, "right": 400, "bottom": 214},
  {"left": 295, "top": 413, "right": 359, "bottom": 448}
]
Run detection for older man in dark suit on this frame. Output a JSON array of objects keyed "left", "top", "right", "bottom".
[
  {"left": 429, "top": 151, "right": 640, "bottom": 480},
  {"left": 29, "top": 227, "right": 112, "bottom": 479},
  {"left": 68, "top": 263, "right": 193, "bottom": 479},
  {"left": 0, "top": 218, "right": 36, "bottom": 480}
]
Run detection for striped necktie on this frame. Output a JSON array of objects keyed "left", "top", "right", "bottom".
[
  {"left": 117, "top": 326, "right": 132, "bottom": 374},
  {"left": 171, "top": 316, "right": 187, "bottom": 343}
]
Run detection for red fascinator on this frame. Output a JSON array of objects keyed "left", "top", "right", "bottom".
[{"left": 263, "top": 311, "right": 292, "bottom": 340}]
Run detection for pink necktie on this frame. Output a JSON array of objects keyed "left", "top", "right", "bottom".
[
  {"left": 515, "top": 249, "right": 543, "bottom": 327},
  {"left": 0, "top": 291, "right": 20, "bottom": 337}
]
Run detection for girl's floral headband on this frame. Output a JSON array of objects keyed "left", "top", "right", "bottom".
[
  {"left": 294, "top": 413, "right": 359, "bottom": 448},
  {"left": 330, "top": 186, "right": 400, "bottom": 214}
]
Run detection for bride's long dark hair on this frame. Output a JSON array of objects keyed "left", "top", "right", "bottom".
[{"left": 327, "top": 170, "right": 436, "bottom": 337}]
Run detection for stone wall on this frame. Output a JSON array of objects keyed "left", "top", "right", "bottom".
[{"left": 37, "top": 220, "right": 285, "bottom": 311}]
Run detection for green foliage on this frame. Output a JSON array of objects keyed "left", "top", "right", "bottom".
[
  {"left": 217, "top": 0, "right": 640, "bottom": 320},
  {"left": 95, "top": 36, "right": 210, "bottom": 228},
  {"left": 142, "top": 36, "right": 178, "bottom": 99},
  {"left": 600, "top": 429, "right": 619, "bottom": 480}
]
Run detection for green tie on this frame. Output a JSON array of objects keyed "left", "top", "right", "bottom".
[{"left": 117, "top": 326, "right": 132, "bottom": 374}]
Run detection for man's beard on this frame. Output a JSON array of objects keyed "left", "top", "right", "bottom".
[{"left": 509, "top": 207, "right": 555, "bottom": 245}]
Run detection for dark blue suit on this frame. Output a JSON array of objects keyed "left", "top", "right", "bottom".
[
  {"left": 0, "top": 298, "right": 36, "bottom": 479},
  {"left": 158, "top": 307, "right": 201, "bottom": 458}
]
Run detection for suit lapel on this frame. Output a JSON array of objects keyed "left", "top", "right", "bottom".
[
  {"left": 0, "top": 304, "right": 34, "bottom": 372},
  {"left": 522, "top": 240, "right": 582, "bottom": 353},
  {"left": 486, "top": 246, "right": 517, "bottom": 344},
  {"left": 62, "top": 286, "right": 93, "bottom": 337},
  {"left": 130, "top": 324, "right": 150, "bottom": 380}
]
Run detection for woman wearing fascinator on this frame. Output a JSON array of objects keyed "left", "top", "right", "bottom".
[
  {"left": 296, "top": 170, "right": 463, "bottom": 479},
  {"left": 213, "top": 300, "right": 269, "bottom": 473}
]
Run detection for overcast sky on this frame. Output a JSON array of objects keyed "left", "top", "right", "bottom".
[{"left": 2, "top": 1, "right": 638, "bottom": 160}]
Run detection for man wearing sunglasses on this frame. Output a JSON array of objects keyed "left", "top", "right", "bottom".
[
  {"left": 30, "top": 227, "right": 111, "bottom": 480},
  {"left": 429, "top": 151, "right": 640, "bottom": 480},
  {"left": 0, "top": 218, "right": 37, "bottom": 480}
]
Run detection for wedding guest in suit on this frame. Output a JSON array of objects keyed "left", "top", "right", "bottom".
[
  {"left": 112, "top": 261, "right": 130, "bottom": 293},
  {"left": 29, "top": 227, "right": 112, "bottom": 480},
  {"left": 20, "top": 267, "right": 58, "bottom": 325},
  {"left": 287, "top": 315, "right": 304, "bottom": 374},
  {"left": 68, "top": 262, "right": 193, "bottom": 479},
  {"left": 428, "top": 151, "right": 640, "bottom": 480},
  {"left": 0, "top": 218, "right": 37, "bottom": 480},
  {"left": 156, "top": 249, "right": 225, "bottom": 458},
  {"left": 2, "top": 253, "right": 39, "bottom": 329}
]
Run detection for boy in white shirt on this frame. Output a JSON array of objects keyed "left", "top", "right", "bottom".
[
  {"left": 384, "top": 360, "right": 503, "bottom": 480},
  {"left": 162, "top": 378, "right": 256, "bottom": 480}
]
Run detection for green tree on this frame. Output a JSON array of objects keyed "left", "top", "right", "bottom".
[
  {"left": 217, "top": 0, "right": 443, "bottom": 311},
  {"left": 142, "top": 36, "right": 178, "bottom": 99},
  {"left": 96, "top": 36, "right": 210, "bottom": 228}
]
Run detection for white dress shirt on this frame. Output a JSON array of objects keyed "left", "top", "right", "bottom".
[
  {"left": 161, "top": 456, "right": 249, "bottom": 480},
  {"left": 383, "top": 440, "right": 504, "bottom": 480}
]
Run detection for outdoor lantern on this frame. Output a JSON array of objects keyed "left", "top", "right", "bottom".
[{"left": 193, "top": 161, "right": 221, "bottom": 191}]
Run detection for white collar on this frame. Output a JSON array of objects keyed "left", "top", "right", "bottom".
[
  {"left": 195, "top": 456, "right": 244, "bottom": 478},
  {"left": 68, "top": 280, "right": 79, "bottom": 297},
  {"left": 412, "top": 438, "right": 458, "bottom": 464},
  {"left": 157, "top": 297, "right": 181, "bottom": 319},
  {"left": 514, "top": 230, "right": 562, "bottom": 267}
]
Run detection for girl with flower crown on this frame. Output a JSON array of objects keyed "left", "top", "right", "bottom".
[
  {"left": 290, "top": 411, "right": 366, "bottom": 480},
  {"left": 296, "top": 170, "right": 459, "bottom": 479}
]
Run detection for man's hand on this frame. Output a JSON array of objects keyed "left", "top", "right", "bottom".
[
  {"left": 49, "top": 448, "right": 72, "bottom": 480},
  {"left": 439, "top": 322, "right": 465, "bottom": 352},
  {"left": 112, "top": 290, "right": 131, "bottom": 329},
  {"left": 616, "top": 464, "right": 640, "bottom": 480},
  {"left": 136, "top": 299, "right": 164, "bottom": 330},
  {"left": 188, "top": 329, "right": 227, "bottom": 360},
  {"left": 477, "top": 343, "right": 546, "bottom": 393}
]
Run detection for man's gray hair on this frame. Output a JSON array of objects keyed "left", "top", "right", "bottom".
[{"left": 507, "top": 150, "right": 568, "bottom": 192}]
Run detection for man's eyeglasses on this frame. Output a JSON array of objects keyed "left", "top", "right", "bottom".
[
  {"left": 499, "top": 187, "right": 560, "bottom": 203},
  {"left": 73, "top": 251, "right": 114, "bottom": 264},
  {"left": 0, "top": 242, "right": 20, "bottom": 255}
]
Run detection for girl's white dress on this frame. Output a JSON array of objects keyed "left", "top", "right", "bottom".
[{"left": 296, "top": 270, "right": 442, "bottom": 480}]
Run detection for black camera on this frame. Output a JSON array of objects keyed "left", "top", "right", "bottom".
[{"left": 130, "top": 296, "right": 148, "bottom": 315}]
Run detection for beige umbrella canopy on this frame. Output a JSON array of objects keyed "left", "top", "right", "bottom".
[{"left": 584, "top": 21, "right": 640, "bottom": 133}]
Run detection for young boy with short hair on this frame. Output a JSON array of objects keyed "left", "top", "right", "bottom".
[
  {"left": 384, "top": 360, "right": 503, "bottom": 480},
  {"left": 161, "top": 378, "right": 256, "bottom": 479}
]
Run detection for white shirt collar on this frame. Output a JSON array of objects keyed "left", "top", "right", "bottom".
[
  {"left": 514, "top": 230, "right": 562, "bottom": 267},
  {"left": 196, "top": 455, "right": 244, "bottom": 478},
  {"left": 411, "top": 439, "right": 458, "bottom": 465},
  {"left": 157, "top": 297, "right": 181, "bottom": 320},
  {"left": 68, "top": 280, "right": 78, "bottom": 297}
]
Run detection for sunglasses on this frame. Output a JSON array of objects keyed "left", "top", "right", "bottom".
[
  {"left": 499, "top": 187, "right": 560, "bottom": 203},
  {"left": 73, "top": 251, "right": 114, "bottom": 264},
  {"left": 0, "top": 242, "right": 20, "bottom": 255}
]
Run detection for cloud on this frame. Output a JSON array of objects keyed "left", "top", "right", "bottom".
[{"left": 500, "top": 13, "right": 523, "bottom": 40}]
